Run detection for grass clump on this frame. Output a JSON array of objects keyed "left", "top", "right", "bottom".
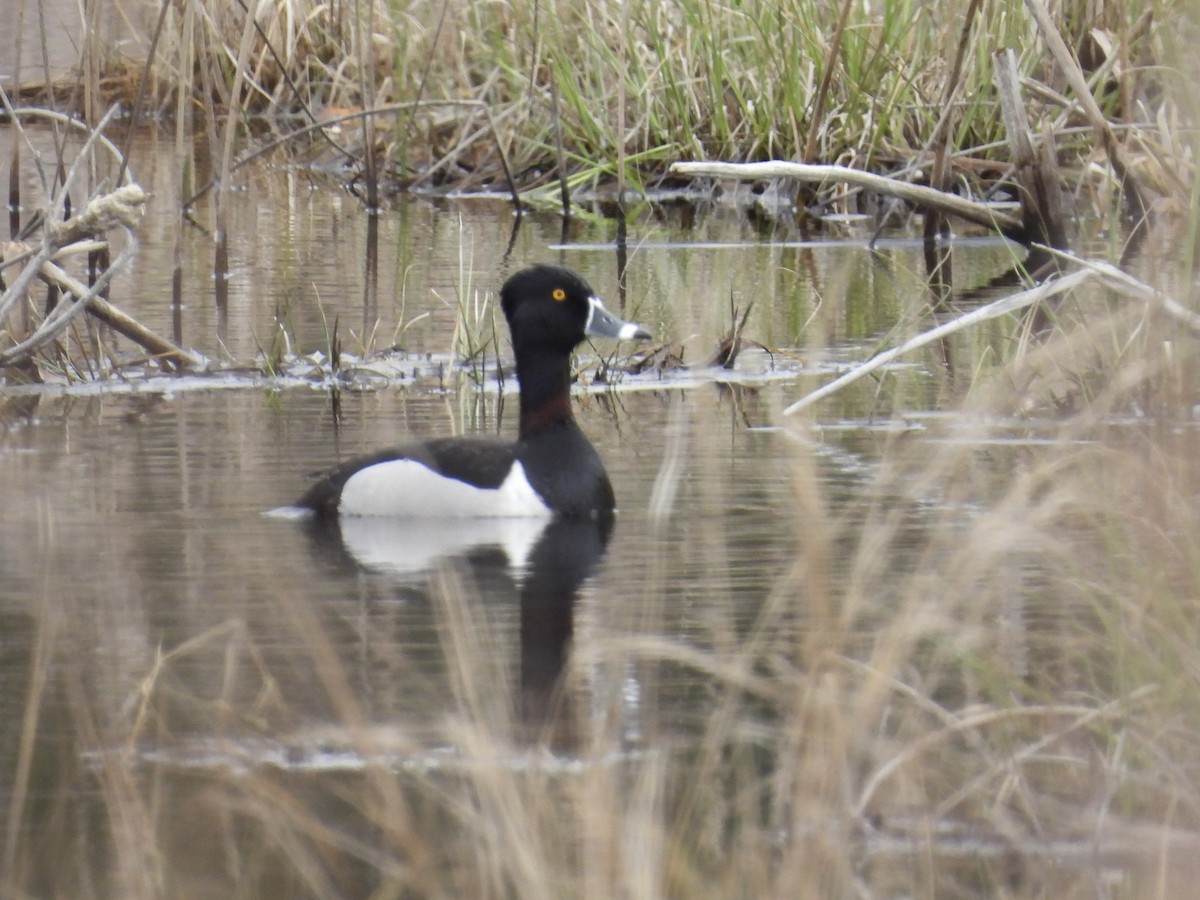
[{"left": 13, "top": 0, "right": 1177, "bottom": 194}]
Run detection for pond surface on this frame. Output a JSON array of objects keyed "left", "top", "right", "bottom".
[{"left": 1, "top": 125, "right": 1182, "bottom": 896}]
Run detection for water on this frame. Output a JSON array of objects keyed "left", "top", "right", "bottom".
[{"left": 3, "top": 123, "right": 1185, "bottom": 896}]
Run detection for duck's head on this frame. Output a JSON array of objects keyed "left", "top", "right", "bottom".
[{"left": 500, "top": 265, "right": 651, "bottom": 356}]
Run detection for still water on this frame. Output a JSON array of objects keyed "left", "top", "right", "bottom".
[{"left": 2, "top": 125, "right": 1150, "bottom": 895}]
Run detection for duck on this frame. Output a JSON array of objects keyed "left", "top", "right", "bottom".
[{"left": 295, "top": 264, "right": 651, "bottom": 521}]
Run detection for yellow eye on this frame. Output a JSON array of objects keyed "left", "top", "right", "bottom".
[{"left": 551, "top": 288, "right": 567, "bottom": 302}]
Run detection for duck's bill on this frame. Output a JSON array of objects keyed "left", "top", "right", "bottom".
[{"left": 586, "top": 296, "right": 653, "bottom": 342}]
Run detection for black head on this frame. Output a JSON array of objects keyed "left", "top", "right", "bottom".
[{"left": 500, "top": 265, "right": 650, "bottom": 355}]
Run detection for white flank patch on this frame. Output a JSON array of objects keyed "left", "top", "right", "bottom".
[{"left": 339, "top": 459, "right": 552, "bottom": 519}]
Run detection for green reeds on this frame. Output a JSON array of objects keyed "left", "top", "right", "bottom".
[{"left": 37, "top": 0, "right": 1174, "bottom": 195}]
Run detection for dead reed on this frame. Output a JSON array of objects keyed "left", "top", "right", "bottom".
[
  {"left": 4, "top": 1, "right": 1200, "bottom": 896},
  {"left": 5, "top": 0, "right": 1178, "bottom": 197},
  {"left": 4, "top": 214, "right": 1200, "bottom": 897}
]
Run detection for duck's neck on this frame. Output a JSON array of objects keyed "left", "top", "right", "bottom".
[{"left": 517, "top": 354, "right": 574, "bottom": 438}]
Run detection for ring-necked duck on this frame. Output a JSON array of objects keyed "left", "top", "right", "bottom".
[{"left": 295, "top": 264, "right": 651, "bottom": 520}]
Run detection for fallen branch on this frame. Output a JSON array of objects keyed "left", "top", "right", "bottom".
[
  {"left": 668, "top": 160, "right": 1024, "bottom": 235},
  {"left": 782, "top": 269, "right": 1094, "bottom": 416},
  {"left": 0, "top": 102, "right": 203, "bottom": 374},
  {"left": 783, "top": 256, "right": 1200, "bottom": 415}
]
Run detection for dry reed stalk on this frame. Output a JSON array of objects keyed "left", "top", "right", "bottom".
[
  {"left": 210, "top": 2, "right": 260, "bottom": 328},
  {"left": 550, "top": 69, "right": 570, "bottom": 217},
  {"left": 1024, "top": 0, "right": 1150, "bottom": 225},
  {"left": 803, "top": 0, "right": 854, "bottom": 164},
  {"left": 1, "top": 592, "right": 60, "bottom": 890},
  {"left": 922, "top": 0, "right": 984, "bottom": 295},
  {"left": 994, "top": 49, "right": 1068, "bottom": 249},
  {"left": 0, "top": 105, "right": 197, "bottom": 371}
]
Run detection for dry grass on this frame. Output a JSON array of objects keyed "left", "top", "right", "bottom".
[
  {"left": 5, "top": 2, "right": 1200, "bottom": 896},
  {"left": 5, "top": 228, "right": 1200, "bottom": 897},
  {"left": 4, "top": 0, "right": 1183, "bottom": 197}
]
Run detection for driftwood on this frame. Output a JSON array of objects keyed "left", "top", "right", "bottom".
[
  {"left": 668, "top": 160, "right": 1025, "bottom": 236},
  {"left": 781, "top": 257, "right": 1200, "bottom": 416}
]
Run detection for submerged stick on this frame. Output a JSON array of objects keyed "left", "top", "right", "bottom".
[
  {"left": 669, "top": 160, "right": 1024, "bottom": 235},
  {"left": 782, "top": 269, "right": 1094, "bottom": 416}
]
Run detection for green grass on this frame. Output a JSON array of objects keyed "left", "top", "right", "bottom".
[{"left": 17, "top": 0, "right": 1174, "bottom": 195}]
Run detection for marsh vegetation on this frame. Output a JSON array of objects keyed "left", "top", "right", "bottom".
[{"left": 2, "top": 0, "right": 1200, "bottom": 896}]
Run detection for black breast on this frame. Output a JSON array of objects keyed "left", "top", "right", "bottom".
[{"left": 517, "top": 420, "right": 615, "bottom": 518}]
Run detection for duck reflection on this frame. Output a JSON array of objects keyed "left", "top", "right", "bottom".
[
  {"left": 515, "top": 515, "right": 612, "bottom": 739},
  {"left": 307, "top": 512, "right": 613, "bottom": 744}
]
